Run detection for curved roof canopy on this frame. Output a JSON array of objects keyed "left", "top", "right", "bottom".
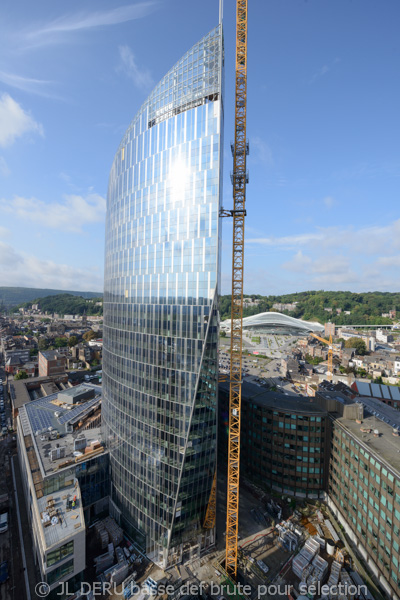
[{"left": 221, "top": 312, "right": 324, "bottom": 334}]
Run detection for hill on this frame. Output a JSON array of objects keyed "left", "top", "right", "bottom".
[
  {"left": 0, "top": 287, "right": 102, "bottom": 308},
  {"left": 220, "top": 291, "right": 400, "bottom": 326},
  {"left": 14, "top": 293, "right": 103, "bottom": 317}
]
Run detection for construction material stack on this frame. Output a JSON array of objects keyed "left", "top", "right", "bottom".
[
  {"left": 292, "top": 538, "right": 320, "bottom": 579},
  {"left": 94, "top": 520, "right": 110, "bottom": 550},
  {"left": 327, "top": 559, "right": 342, "bottom": 588}
]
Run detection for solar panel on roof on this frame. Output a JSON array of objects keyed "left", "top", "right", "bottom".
[
  {"left": 392, "top": 387, "right": 400, "bottom": 402},
  {"left": 58, "top": 396, "right": 100, "bottom": 425},
  {"left": 370, "top": 383, "right": 382, "bottom": 398}
]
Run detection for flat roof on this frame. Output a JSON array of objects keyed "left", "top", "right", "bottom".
[
  {"left": 21, "top": 384, "right": 104, "bottom": 476},
  {"left": 37, "top": 480, "right": 84, "bottom": 548},
  {"left": 336, "top": 413, "right": 400, "bottom": 475},
  {"left": 219, "top": 380, "right": 327, "bottom": 415},
  {"left": 9, "top": 374, "right": 68, "bottom": 411}
]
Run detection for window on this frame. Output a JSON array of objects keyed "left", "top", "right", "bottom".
[
  {"left": 46, "top": 541, "right": 74, "bottom": 567},
  {"left": 46, "top": 559, "right": 74, "bottom": 585}
]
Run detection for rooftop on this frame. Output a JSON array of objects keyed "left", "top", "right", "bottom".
[
  {"left": 20, "top": 383, "right": 103, "bottom": 476},
  {"left": 219, "top": 380, "right": 327, "bottom": 414},
  {"left": 37, "top": 480, "right": 84, "bottom": 548},
  {"left": 336, "top": 413, "right": 400, "bottom": 475},
  {"left": 39, "top": 350, "right": 63, "bottom": 360}
]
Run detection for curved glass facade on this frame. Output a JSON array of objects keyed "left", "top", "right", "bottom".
[{"left": 102, "top": 25, "right": 223, "bottom": 567}]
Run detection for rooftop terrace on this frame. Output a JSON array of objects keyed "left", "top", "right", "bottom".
[{"left": 38, "top": 480, "right": 84, "bottom": 548}]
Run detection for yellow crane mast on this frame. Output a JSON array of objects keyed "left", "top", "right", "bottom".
[
  {"left": 224, "top": 0, "right": 249, "bottom": 579},
  {"left": 309, "top": 333, "right": 333, "bottom": 382}
]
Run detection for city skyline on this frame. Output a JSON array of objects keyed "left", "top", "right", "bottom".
[{"left": 0, "top": 0, "right": 399, "bottom": 294}]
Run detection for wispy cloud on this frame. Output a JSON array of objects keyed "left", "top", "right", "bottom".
[
  {"left": 0, "top": 71, "right": 55, "bottom": 97},
  {"left": 247, "top": 220, "right": 400, "bottom": 255},
  {"left": 0, "top": 157, "right": 10, "bottom": 177},
  {"left": 0, "top": 241, "right": 103, "bottom": 291},
  {"left": 323, "top": 195, "right": 335, "bottom": 209},
  {"left": 21, "top": 2, "right": 159, "bottom": 49},
  {"left": 0, "top": 193, "right": 106, "bottom": 232},
  {"left": 310, "top": 58, "right": 340, "bottom": 83},
  {"left": 251, "top": 136, "right": 274, "bottom": 167},
  {"left": 0, "top": 93, "right": 43, "bottom": 147},
  {"left": 247, "top": 232, "right": 324, "bottom": 248},
  {"left": 118, "top": 44, "right": 153, "bottom": 90}
]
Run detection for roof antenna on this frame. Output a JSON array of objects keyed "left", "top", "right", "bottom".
[{"left": 219, "top": 0, "right": 223, "bottom": 24}]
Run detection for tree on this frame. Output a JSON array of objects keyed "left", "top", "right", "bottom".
[
  {"left": 15, "top": 370, "right": 28, "bottom": 380},
  {"left": 68, "top": 336, "right": 78, "bottom": 347},
  {"left": 83, "top": 330, "right": 97, "bottom": 342},
  {"left": 38, "top": 338, "right": 48, "bottom": 351},
  {"left": 345, "top": 337, "right": 367, "bottom": 355},
  {"left": 55, "top": 337, "right": 68, "bottom": 348},
  {"left": 220, "top": 330, "right": 227, "bottom": 338}
]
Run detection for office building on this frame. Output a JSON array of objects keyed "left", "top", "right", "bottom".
[
  {"left": 102, "top": 25, "right": 223, "bottom": 567},
  {"left": 17, "top": 384, "right": 109, "bottom": 597},
  {"left": 328, "top": 411, "right": 400, "bottom": 599},
  {"left": 219, "top": 381, "right": 329, "bottom": 498}
]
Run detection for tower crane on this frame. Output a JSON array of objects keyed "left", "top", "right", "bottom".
[
  {"left": 224, "top": 0, "right": 249, "bottom": 580},
  {"left": 203, "top": 0, "right": 249, "bottom": 581},
  {"left": 309, "top": 333, "right": 334, "bottom": 381}
]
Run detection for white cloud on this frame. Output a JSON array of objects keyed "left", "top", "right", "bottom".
[
  {"left": 0, "top": 157, "right": 10, "bottom": 176},
  {"left": 0, "top": 93, "right": 43, "bottom": 147},
  {"left": 0, "top": 242, "right": 102, "bottom": 291},
  {"left": 118, "top": 45, "right": 153, "bottom": 90},
  {"left": 0, "top": 193, "right": 106, "bottom": 232},
  {"left": 282, "top": 250, "right": 312, "bottom": 270},
  {"left": 247, "top": 219, "right": 400, "bottom": 256},
  {"left": 22, "top": 3, "right": 159, "bottom": 49},
  {"left": 0, "top": 225, "right": 10, "bottom": 238}
]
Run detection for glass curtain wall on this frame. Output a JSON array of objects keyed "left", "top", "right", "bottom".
[{"left": 102, "top": 25, "right": 223, "bottom": 566}]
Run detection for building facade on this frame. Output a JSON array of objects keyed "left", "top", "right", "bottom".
[
  {"left": 219, "top": 382, "right": 329, "bottom": 498},
  {"left": 16, "top": 386, "right": 109, "bottom": 598},
  {"left": 102, "top": 25, "right": 223, "bottom": 567},
  {"left": 38, "top": 350, "right": 67, "bottom": 377},
  {"left": 328, "top": 416, "right": 400, "bottom": 599}
]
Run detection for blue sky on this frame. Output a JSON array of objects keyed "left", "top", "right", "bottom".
[{"left": 0, "top": 0, "right": 399, "bottom": 295}]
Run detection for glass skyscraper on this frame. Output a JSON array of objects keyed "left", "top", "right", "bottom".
[{"left": 102, "top": 25, "right": 223, "bottom": 567}]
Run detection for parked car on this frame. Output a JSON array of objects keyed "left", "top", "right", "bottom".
[{"left": 0, "top": 561, "right": 9, "bottom": 584}]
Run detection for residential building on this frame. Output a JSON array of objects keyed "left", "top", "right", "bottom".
[
  {"left": 395, "top": 357, "right": 400, "bottom": 375},
  {"left": 324, "top": 322, "right": 335, "bottom": 337},
  {"left": 39, "top": 350, "right": 67, "bottom": 377},
  {"left": 272, "top": 302, "right": 297, "bottom": 312},
  {"left": 102, "top": 25, "right": 223, "bottom": 568},
  {"left": 377, "top": 329, "right": 394, "bottom": 344}
]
